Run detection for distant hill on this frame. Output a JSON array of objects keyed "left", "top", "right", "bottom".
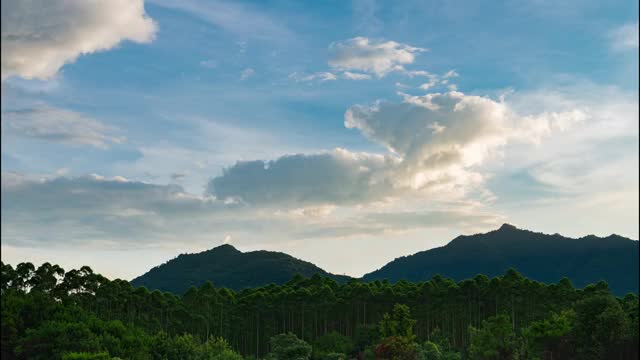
[
  {"left": 363, "top": 223, "right": 639, "bottom": 295},
  {"left": 132, "top": 224, "right": 638, "bottom": 296},
  {"left": 130, "top": 244, "right": 351, "bottom": 294}
]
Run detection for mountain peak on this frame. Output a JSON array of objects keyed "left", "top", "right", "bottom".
[
  {"left": 362, "top": 224, "right": 638, "bottom": 295},
  {"left": 498, "top": 223, "right": 518, "bottom": 231},
  {"left": 210, "top": 243, "right": 241, "bottom": 253},
  {"left": 131, "top": 243, "right": 351, "bottom": 293}
]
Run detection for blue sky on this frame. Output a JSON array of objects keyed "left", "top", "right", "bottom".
[{"left": 1, "top": 0, "right": 638, "bottom": 280}]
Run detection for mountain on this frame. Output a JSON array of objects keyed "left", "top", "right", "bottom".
[
  {"left": 131, "top": 244, "right": 351, "bottom": 294},
  {"left": 132, "top": 224, "right": 638, "bottom": 296},
  {"left": 363, "top": 223, "right": 639, "bottom": 295}
]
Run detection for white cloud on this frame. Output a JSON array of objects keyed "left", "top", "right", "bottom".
[
  {"left": 1, "top": 107, "right": 125, "bottom": 148},
  {"left": 417, "top": 70, "right": 458, "bottom": 90},
  {"left": 208, "top": 149, "right": 398, "bottom": 206},
  {"left": 1, "top": 0, "right": 157, "bottom": 80},
  {"left": 223, "top": 234, "right": 232, "bottom": 244},
  {"left": 240, "top": 68, "right": 255, "bottom": 80},
  {"left": 420, "top": 78, "right": 438, "bottom": 90},
  {"left": 442, "top": 70, "right": 460, "bottom": 79},
  {"left": 328, "top": 37, "right": 426, "bottom": 77},
  {"left": 342, "top": 71, "right": 372, "bottom": 80},
  {"left": 609, "top": 22, "right": 639, "bottom": 51},
  {"left": 210, "top": 91, "right": 585, "bottom": 207},
  {"left": 289, "top": 71, "right": 337, "bottom": 82}
]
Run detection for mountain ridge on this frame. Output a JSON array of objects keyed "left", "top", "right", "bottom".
[
  {"left": 362, "top": 223, "right": 638, "bottom": 295},
  {"left": 130, "top": 243, "right": 352, "bottom": 294},
  {"left": 131, "top": 223, "right": 639, "bottom": 296}
]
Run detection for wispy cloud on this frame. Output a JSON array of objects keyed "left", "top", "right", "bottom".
[
  {"left": 342, "top": 71, "right": 372, "bottom": 80},
  {"left": 150, "top": 0, "right": 293, "bottom": 41},
  {"left": 289, "top": 72, "right": 337, "bottom": 82},
  {"left": 240, "top": 68, "right": 255, "bottom": 80},
  {"left": 1, "top": 107, "right": 125, "bottom": 149},
  {"left": 609, "top": 22, "right": 639, "bottom": 51}
]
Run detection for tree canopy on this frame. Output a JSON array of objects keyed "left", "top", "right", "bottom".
[{"left": 1, "top": 261, "right": 638, "bottom": 359}]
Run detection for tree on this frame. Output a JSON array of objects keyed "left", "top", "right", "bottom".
[
  {"left": 468, "top": 314, "right": 518, "bottom": 360},
  {"left": 268, "top": 333, "right": 312, "bottom": 360},
  {"left": 573, "top": 295, "right": 629, "bottom": 359},
  {"left": 201, "top": 336, "right": 243, "bottom": 360},
  {"left": 61, "top": 353, "right": 111, "bottom": 360},
  {"left": 379, "top": 304, "right": 417, "bottom": 340},
  {"left": 419, "top": 341, "right": 441, "bottom": 360},
  {"left": 375, "top": 336, "right": 419, "bottom": 360},
  {"left": 312, "top": 331, "right": 353, "bottom": 359},
  {"left": 521, "top": 310, "right": 573, "bottom": 359}
]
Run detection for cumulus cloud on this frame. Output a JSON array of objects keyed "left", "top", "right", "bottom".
[
  {"left": 210, "top": 91, "right": 586, "bottom": 207},
  {"left": 328, "top": 37, "right": 425, "bottom": 77},
  {"left": 609, "top": 22, "right": 639, "bottom": 51},
  {"left": 1, "top": 0, "right": 157, "bottom": 80},
  {"left": 208, "top": 149, "right": 398, "bottom": 206},
  {"left": 1, "top": 107, "right": 126, "bottom": 148}
]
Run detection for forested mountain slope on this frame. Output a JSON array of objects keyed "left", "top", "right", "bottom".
[
  {"left": 363, "top": 223, "right": 639, "bottom": 295},
  {"left": 131, "top": 244, "right": 351, "bottom": 294}
]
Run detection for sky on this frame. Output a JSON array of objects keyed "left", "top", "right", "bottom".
[{"left": 1, "top": 0, "right": 638, "bottom": 281}]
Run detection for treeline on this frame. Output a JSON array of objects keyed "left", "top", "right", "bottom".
[{"left": 1, "top": 261, "right": 638, "bottom": 359}]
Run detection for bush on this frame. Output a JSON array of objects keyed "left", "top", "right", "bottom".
[
  {"left": 267, "top": 333, "right": 312, "bottom": 360},
  {"left": 375, "top": 336, "right": 419, "bottom": 360}
]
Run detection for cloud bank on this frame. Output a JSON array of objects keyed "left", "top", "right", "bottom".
[
  {"left": 1, "top": 172, "right": 501, "bottom": 249},
  {"left": 1, "top": 0, "right": 157, "bottom": 79},
  {"left": 209, "top": 91, "right": 586, "bottom": 207}
]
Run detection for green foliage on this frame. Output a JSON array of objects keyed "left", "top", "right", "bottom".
[
  {"left": 61, "top": 353, "right": 111, "bottom": 360},
  {"left": 573, "top": 294, "right": 630, "bottom": 359},
  {"left": 468, "top": 314, "right": 518, "bottom": 360},
  {"left": 318, "top": 353, "right": 346, "bottom": 360},
  {"left": 312, "top": 331, "right": 353, "bottom": 359},
  {"left": 521, "top": 310, "right": 573, "bottom": 359},
  {"left": 1, "top": 260, "right": 638, "bottom": 359},
  {"left": 379, "top": 304, "right": 417, "bottom": 340},
  {"left": 267, "top": 333, "right": 312, "bottom": 360},
  {"left": 419, "top": 341, "right": 441, "bottom": 360},
  {"left": 17, "top": 321, "right": 103, "bottom": 360},
  {"left": 374, "top": 336, "right": 419, "bottom": 360},
  {"left": 201, "top": 337, "right": 243, "bottom": 360}
]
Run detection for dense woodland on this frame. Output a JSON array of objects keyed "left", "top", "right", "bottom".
[{"left": 1, "top": 261, "right": 638, "bottom": 359}]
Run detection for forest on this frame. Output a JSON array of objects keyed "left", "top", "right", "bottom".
[{"left": 1, "top": 261, "right": 638, "bottom": 360}]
